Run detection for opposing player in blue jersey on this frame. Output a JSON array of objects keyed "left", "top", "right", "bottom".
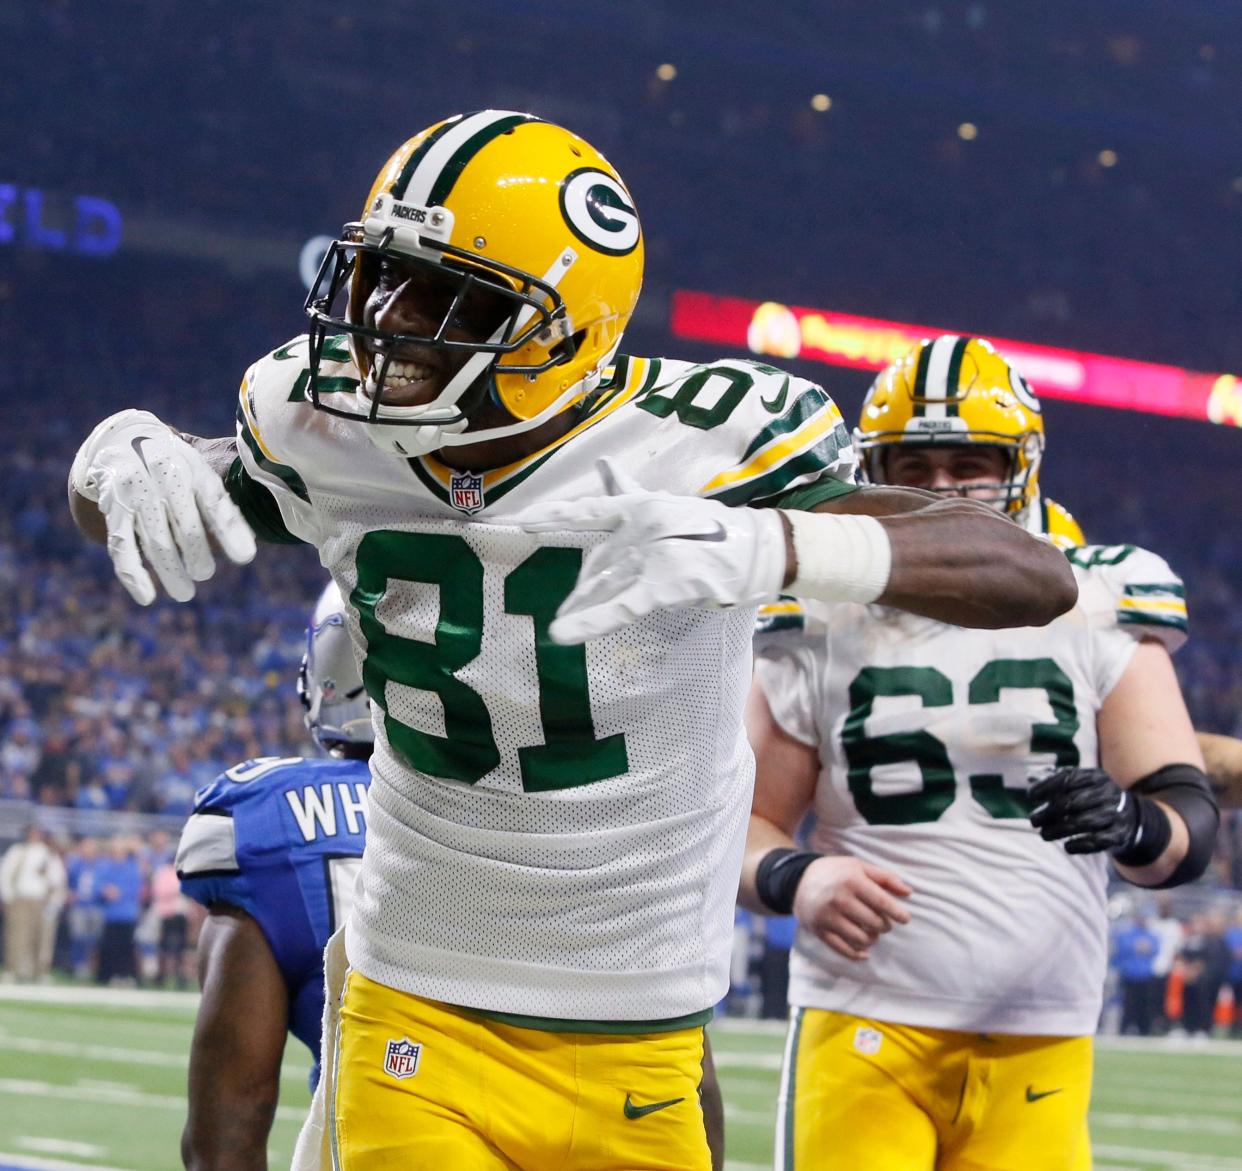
[{"left": 177, "top": 582, "right": 372, "bottom": 1170}]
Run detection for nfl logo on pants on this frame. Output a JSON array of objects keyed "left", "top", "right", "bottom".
[{"left": 383, "top": 1037, "right": 423, "bottom": 1079}]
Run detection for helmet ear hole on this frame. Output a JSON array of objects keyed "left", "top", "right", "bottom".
[{"left": 552, "top": 329, "right": 586, "bottom": 364}]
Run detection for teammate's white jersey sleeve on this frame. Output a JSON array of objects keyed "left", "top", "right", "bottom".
[
  {"left": 752, "top": 547, "right": 1180, "bottom": 1036},
  {"left": 1068, "top": 543, "right": 1189, "bottom": 654},
  {"left": 232, "top": 342, "right": 857, "bottom": 1023}
]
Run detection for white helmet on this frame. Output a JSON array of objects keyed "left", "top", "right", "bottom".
[{"left": 298, "top": 582, "right": 373, "bottom": 758}]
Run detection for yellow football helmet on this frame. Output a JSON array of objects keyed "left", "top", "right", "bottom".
[
  {"left": 1042, "top": 498, "right": 1086, "bottom": 549},
  {"left": 304, "top": 110, "right": 644, "bottom": 455},
  {"left": 855, "top": 335, "right": 1045, "bottom": 515}
]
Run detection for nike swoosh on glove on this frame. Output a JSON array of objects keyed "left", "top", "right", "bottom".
[
  {"left": 510, "top": 459, "right": 787, "bottom": 644},
  {"left": 71, "top": 409, "right": 257, "bottom": 605},
  {"left": 1028, "top": 766, "right": 1141, "bottom": 855}
]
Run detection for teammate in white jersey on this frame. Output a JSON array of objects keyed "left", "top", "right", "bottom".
[
  {"left": 68, "top": 117, "right": 1075, "bottom": 1171},
  {"left": 741, "top": 336, "right": 1220, "bottom": 1171}
]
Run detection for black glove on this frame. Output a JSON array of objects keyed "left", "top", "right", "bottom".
[{"left": 1029, "top": 767, "right": 1144, "bottom": 856}]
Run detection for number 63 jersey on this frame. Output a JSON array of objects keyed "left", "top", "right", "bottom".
[
  {"left": 231, "top": 337, "right": 858, "bottom": 1024},
  {"left": 754, "top": 543, "right": 1188, "bottom": 1036}
]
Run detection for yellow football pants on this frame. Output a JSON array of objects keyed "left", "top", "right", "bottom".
[
  {"left": 333, "top": 970, "right": 712, "bottom": 1171},
  {"left": 776, "top": 1008, "right": 1093, "bottom": 1171}
]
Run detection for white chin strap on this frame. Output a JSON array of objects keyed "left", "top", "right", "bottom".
[{"left": 358, "top": 348, "right": 496, "bottom": 457}]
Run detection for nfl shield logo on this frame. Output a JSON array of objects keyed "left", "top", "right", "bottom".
[
  {"left": 383, "top": 1037, "right": 422, "bottom": 1079},
  {"left": 450, "top": 471, "right": 484, "bottom": 514},
  {"left": 853, "top": 1026, "right": 883, "bottom": 1056}
]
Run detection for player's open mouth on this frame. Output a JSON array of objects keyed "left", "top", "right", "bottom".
[{"left": 364, "top": 350, "right": 443, "bottom": 405}]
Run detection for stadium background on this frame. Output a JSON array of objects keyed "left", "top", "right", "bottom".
[{"left": 2, "top": 3, "right": 1241, "bottom": 1169}]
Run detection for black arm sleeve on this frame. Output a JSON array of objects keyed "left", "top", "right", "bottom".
[{"left": 1130, "top": 763, "right": 1220, "bottom": 889}]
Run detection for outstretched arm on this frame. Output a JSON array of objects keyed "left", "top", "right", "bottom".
[
  {"left": 519, "top": 460, "right": 1077, "bottom": 644},
  {"left": 183, "top": 906, "right": 289, "bottom": 1171},
  {"left": 67, "top": 410, "right": 253, "bottom": 603},
  {"left": 806, "top": 487, "right": 1076, "bottom": 629}
]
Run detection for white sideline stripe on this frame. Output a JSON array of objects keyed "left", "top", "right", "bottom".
[
  {"left": 711, "top": 1018, "right": 1242, "bottom": 1054},
  {"left": 1096, "top": 1035, "right": 1242, "bottom": 1057},
  {"left": 0, "top": 985, "right": 199, "bottom": 1010},
  {"left": 710, "top": 1018, "right": 787, "bottom": 1037},
  {"left": 1093, "top": 1111, "right": 1242, "bottom": 1136},
  {"left": 0, "top": 1034, "right": 312, "bottom": 1084},
  {"left": 15, "top": 1140, "right": 106, "bottom": 1158},
  {"left": 724, "top": 1105, "right": 773, "bottom": 1126},
  {"left": 710, "top": 1051, "right": 783, "bottom": 1071},
  {"left": 0, "top": 1153, "right": 133, "bottom": 1171},
  {"left": 0, "top": 1078, "right": 306, "bottom": 1124},
  {"left": 1098, "top": 1069, "right": 1242, "bottom": 1090},
  {"left": 1094, "top": 1144, "right": 1242, "bottom": 1170},
  {"left": 1093, "top": 1087, "right": 1242, "bottom": 1113}
]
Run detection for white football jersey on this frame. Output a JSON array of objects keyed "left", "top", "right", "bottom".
[
  {"left": 233, "top": 335, "right": 857, "bottom": 1022},
  {"left": 754, "top": 543, "right": 1187, "bottom": 1036}
]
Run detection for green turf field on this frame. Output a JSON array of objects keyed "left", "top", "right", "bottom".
[{"left": 1, "top": 986, "right": 1240, "bottom": 1171}]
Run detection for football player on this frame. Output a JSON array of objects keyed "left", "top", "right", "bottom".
[
  {"left": 69, "top": 115, "right": 1075, "bottom": 1171},
  {"left": 741, "top": 336, "right": 1219, "bottom": 1171},
  {"left": 177, "top": 581, "right": 372, "bottom": 1170},
  {"left": 173, "top": 579, "right": 721, "bottom": 1171}
]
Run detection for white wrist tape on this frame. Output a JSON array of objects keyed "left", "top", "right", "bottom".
[
  {"left": 783, "top": 509, "right": 892, "bottom": 604},
  {"left": 70, "top": 409, "right": 169, "bottom": 502}
]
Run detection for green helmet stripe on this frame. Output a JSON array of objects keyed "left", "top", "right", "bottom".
[
  {"left": 425, "top": 112, "right": 540, "bottom": 207},
  {"left": 911, "top": 341, "right": 934, "bottom": 416},
  {"left": 391, "top": 117, "right": 464, "bottom": 200},
  {"left": 943, "top": 335, "right": 970, "bottom": 416}
]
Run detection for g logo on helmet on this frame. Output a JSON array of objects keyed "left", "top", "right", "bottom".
[{"left": 559, "top": 168, "right": 640, "bottom": 256}]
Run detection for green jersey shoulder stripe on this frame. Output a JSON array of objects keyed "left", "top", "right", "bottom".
[
  {"left": 769, "top": 474, "right": 858, "bottom": 511},
  {"left": 236, "top": 405, "right": 311, "bottom": 504},
  {"left": 1118, "top": 611, "right": 1188, "bottom": 632},
  {"left": 224, "top": 458, "right": 304, "bottom": 546},
  {"left": 741, "top": 386, "right": 835, "bottom": 463},
  {"left": 709, "top": 419, "right": 856, "bottom": 507},
  {"left": 1123, "top": 582, "right": 1187, "bottom": 599}
]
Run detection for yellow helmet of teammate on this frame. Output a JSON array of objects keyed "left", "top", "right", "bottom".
[
  {"left": 1041, "top": 498, "right": 1086, "bottom": 549},
  {"left": 855, "top": 335, "right": 1045, "bottom": 516},
  {"left": 304, "top": 110, "right": 644, "bottom": 455}
]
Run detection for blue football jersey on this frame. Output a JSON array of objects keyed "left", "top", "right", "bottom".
[{"left": 176, "top": 756, "right": 370, "bottom": 1072}]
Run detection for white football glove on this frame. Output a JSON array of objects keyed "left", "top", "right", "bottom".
[
  {"left": 514, "top": 459, "right": 787, "bottom": 644},
  {"left": 70, "top": 409, "right": 257, "bottom": 605}
]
